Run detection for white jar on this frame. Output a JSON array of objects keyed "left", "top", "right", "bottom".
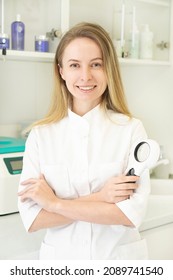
[{"left": 140, "top": 24, "right": 153, "bottom": 59}]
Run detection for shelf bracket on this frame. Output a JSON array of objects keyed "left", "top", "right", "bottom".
[
  {"left": 46, "top": 28, "right": 62, "bottom": 40},
  {"left": 157, "top": 41, "right": 170, "bottom": 50}
]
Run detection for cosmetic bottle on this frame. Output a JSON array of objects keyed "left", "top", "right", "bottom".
[
  {"left": 129, "top": 23, "right": 139, "bottom": 59},
  {"left": 140, "top": 24, "right": 153, "bottom": 59},
  {"left": 11, "top": 14, "right": 25, "bottom": 50}
]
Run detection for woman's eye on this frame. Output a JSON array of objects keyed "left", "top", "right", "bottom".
[
  {"left": 91, "top": 62, "right": 103, "bottom": 68},
  {"left": 70, "top": 63, "right": 80, "bottom": 68}
]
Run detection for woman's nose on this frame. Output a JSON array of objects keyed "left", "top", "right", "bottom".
[{"left": 80, "top": 66, "right": 92, "bottom": 81}]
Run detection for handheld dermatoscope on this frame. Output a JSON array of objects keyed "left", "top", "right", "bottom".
[{"left": 126, "top": 139, "right": 160, "bottom": 176}]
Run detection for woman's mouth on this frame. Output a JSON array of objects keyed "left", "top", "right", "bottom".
[{"left": 77, "top": 86, "right": 96, "bottom": 92}]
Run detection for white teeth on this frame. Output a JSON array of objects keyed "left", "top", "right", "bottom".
[{"left": 78, "top": 86, "right": 95, "bottom": 90}]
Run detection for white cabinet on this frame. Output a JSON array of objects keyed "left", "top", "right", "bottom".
[
  {"left": 141, "top": 223, "right": 173, "bottom": 260},
  {"left": 113, "top": 0, "right": 171, "bottom": 64},
  {"left": 70, "top": 0, "right": 171, "bottom": 65},
  {"left": 0, "top": 0, "right": 67, "bottom": 62},
  {"left": 0, "top": 0, "right": 172, "bottom": 65}
]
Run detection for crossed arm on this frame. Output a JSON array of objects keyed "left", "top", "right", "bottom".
[{"left": 18, "top": 174, "right": 139, "bottom": 232}]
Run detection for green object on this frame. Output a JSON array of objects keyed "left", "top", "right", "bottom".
[{"left": 0, "top": 137, "right": 25, "bottom": 154}]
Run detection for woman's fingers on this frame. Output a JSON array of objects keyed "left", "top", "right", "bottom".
[{"left": 100, "top": 175, "right": 140, "bottom": 203}]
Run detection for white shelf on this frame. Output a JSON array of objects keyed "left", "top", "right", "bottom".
[
  {"left": 119, "top": 57, "right": 171, "bottom": 66},
  {"left": 137, "top": 0, "right": 170, "bottom": 7},
  {"left": 0, "top": 50, "right": 55, "bottom": 63},
  {"left": 0, "top": 50, "right": 171, "bottom": 66}
]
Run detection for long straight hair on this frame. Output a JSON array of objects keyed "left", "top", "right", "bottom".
[{"left": 34, "top": 22, "right": 132, "bottom": 126}]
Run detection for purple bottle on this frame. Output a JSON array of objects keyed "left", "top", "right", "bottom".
[{"left": 11, "top": 14, "right": 25, "bottom": 50}]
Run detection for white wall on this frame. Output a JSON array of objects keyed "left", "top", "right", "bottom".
[
  {"left": 0, "top": 60, "right": 53, "bottom": 123},
  {"left": 121, "top": 64, "right": 173, "bottom": 173}
]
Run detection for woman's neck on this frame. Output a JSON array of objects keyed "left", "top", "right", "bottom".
[{"left": 72, "top": 99, "right": 101, "bottom": 116}]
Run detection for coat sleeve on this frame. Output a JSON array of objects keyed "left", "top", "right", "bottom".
[
  {"left": 116, "top": 119, "right": 151, "bottom": 228},
  {"left": 18, "top": 128, "right": 42, "bottom": 231}
]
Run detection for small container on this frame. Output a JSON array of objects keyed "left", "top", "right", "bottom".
[
  {"left": 114, "top": 39, "right": 126, "bottom": 58},
  {"left": 35, "top": 35, "right": 49, "bottom": 52},
  {"left": 0, "top": 33, "right": 10, "bottom": 49}
]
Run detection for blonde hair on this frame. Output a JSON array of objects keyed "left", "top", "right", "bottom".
[{"left": 34, "top": 22, "right": 131, "bottom": 126}]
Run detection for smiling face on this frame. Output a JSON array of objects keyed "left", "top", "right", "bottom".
[{"left": 59, "top": 37, "right": 108, "bottom": 115}]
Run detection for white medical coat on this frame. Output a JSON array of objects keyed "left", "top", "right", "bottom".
[{"left": 18, "top": 105, "right": 150, "bottom": 259}]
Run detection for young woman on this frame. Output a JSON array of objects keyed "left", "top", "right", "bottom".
[{"left": 18, "top": 22, "right": 150, "bottom": 260}]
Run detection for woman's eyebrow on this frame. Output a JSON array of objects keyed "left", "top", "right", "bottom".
[
  {"left": 90, "top": 57, "right": 103, "bottom": 61},
  {"left": 68, "top": 59, "right": 80, "bottom": 62},
  {"left": 67, "top": 57, "right": 103, "bottom": 63}
]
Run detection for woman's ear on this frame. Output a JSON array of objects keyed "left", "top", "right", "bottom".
[{"left": 58, "top": 64, "right": 65, "bottom": 80}]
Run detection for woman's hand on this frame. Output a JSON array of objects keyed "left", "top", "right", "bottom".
[
  {"left": 18, "top": 174, "right": 59, "bottom": 212},
  {"left": 99, "top": 175, "right": 139, "bottom": 203}
]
